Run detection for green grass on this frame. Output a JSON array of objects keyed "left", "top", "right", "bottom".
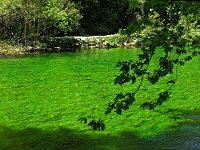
[{"left": 0, "top": 48, "right": 199, "bottom": 149}]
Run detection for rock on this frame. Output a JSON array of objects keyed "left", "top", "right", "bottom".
[{"left": 54, "top": 47, "right": 61, "bottom": 51}]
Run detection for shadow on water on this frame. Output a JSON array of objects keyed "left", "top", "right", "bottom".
[
  {"left": 0, "top": 126, "right": 94, "bottom": 150},
  {"left": 0, "top": 115, "right": 199, "bottom": 150}
]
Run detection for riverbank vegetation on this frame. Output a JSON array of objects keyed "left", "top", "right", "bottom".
[
  {"left": 0, "top": 0, "right": 133, "bottom": 54},
  {"left": 0, "top": 0, "right": 83, "bottom": 53},
  {"left": 0, "top": 0, "right": 199, "bottom": 54}
]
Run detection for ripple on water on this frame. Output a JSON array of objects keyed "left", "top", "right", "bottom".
[
  {"left": 185, "top": 115, "right": 200, "bottom": 120},
  {"left": 131, "top": 117, "right": 200, "bottom": 150}
]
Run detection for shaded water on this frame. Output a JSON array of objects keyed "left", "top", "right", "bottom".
[
  {"left": 103, "top": 116, "right": 200, "bottom": 150},
  {"left": 149, "top": 119, "right": 200, "bottom": 150}
]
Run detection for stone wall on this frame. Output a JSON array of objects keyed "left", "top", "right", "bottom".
[{"left": 46, "top": 34, "right": 139, "bottom": 51}]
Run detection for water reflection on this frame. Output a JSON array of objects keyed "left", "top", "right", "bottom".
[{"left": 0, "top": 48, "right": 113, "bottom": 59}]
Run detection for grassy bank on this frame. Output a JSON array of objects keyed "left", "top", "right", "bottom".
[{"left": 0, "top": 48, "right": 199, "bottom": 149}]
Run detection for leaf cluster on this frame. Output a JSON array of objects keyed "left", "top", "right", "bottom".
[
  {"left": 105, "top": 92, "right": 135, "bottom": 115},
  {"left": 78, "top": 117, "right": 105, "bottom": 131}
]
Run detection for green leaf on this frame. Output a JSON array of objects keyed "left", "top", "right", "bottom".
[
  {"left": 166, "top": 79, "right": 176, "bottom": 84},
  {"left": 77, "top": 117, "right": 87, "bottom": 124},
  {"left": 131, "top": 76, "right": 136, "bottom": 84},
  {"left": 179, "top": 61, "right": 185, "bottom": 66}
]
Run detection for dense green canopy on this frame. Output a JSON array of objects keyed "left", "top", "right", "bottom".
[{"left": 0, "top": 0, "right": 82, "bottom": 41}]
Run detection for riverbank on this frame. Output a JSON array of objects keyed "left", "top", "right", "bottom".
[
  {"left": 0, "top": 34, "right": 139, "bottom": 55},
  {"left": 51, "top": 34, "right": 139, "bottom": 49}
]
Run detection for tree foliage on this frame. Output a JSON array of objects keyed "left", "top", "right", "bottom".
[
  {"left": 72, "top": 0, "right": 133, "bottom": 34},
  {"left": 78, "top": 117, "right": 105, "bottom": 131},
  {"left": 0, "top": 0, "right": 82, "bottom": 42}
]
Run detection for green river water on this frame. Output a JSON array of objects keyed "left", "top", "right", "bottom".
[{"left": 0, "top": 49, "right": 199, "bottom": 150}]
